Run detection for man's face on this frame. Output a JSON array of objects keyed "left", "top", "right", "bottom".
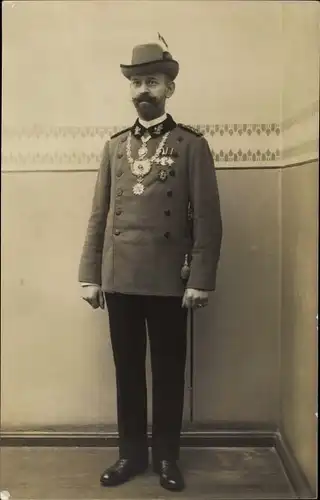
[{"left": 130, "top": 73, "right": 175, "bottom": 121}]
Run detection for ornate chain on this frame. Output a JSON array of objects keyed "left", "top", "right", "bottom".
[{"left": 126, "top": 131, "right": 171, "bottom": 173}]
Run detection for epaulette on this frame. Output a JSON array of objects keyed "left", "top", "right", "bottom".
[
  {"left": 177, "top": 123, "right": 203, "bottom": 137},
  {"left": 110, "top": 127, "right": 131, "bottom": 139}
]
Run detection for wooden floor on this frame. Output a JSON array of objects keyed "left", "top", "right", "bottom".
[{"left": 0, "top": 446, "right": 297, "bottom": 499}]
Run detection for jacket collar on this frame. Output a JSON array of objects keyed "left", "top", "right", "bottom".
[
  {"left": 139, "top": 112, "right": 167, "bottom": 129},
  {"left": 131, "top": 113, "right": 177, "bottom": 139}
]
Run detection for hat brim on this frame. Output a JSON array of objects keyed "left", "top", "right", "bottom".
[{"left": 120, "top": 59, "right": 179, "bottom": 80}]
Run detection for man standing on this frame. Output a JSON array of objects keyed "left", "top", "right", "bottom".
[{"left": 79, "top": 40, "right": 222, "bottom": 492}]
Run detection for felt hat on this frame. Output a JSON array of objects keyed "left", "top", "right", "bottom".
[{"left": 120, "top": 43, "right": 179, "bottom": 80}]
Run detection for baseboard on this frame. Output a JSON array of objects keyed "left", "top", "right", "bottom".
[
  {"left": 275, "top": 431, "right": 315, "bottom": 499},
  {"left": 0, "top": 427, "right": 275, "bottom": 448}
]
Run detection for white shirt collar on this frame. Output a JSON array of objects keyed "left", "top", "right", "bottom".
[{"left": 138, "top": 113, "right": 167, "bottom": 129}]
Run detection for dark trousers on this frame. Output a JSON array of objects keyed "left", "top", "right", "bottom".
[{"left": 105, "top": 293, "right": 188, "bottom": 463}]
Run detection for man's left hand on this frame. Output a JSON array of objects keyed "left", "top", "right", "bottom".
[{"left": 182, "top": 288, "right": 209, "bottom": 309}]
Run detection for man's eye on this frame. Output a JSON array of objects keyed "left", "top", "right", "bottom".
[{"left": 148, "top": 81, "right": 157, "bottom": 86}]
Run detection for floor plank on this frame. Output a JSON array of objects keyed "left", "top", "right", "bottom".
[{"left": 0, "top": 446, "right": 297, "bottom": 499}]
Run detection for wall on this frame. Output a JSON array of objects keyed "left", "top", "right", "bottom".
[
  {"left": 2, "top": 0, "right": 282, "bottom": 429},
  {"left": 281, "top": 160, "right": 318, "bottom": 493},
  {"left": 281, "top": 0, "right": 319, "bottom": 165},
  {"left": 193, "top": 168, "right": 281, "bottom": 423},
  {"left": 280, "top": 1, "right": 319, "bottom": 493}
]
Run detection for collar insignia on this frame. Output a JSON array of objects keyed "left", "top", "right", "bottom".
[
  {"left": 153, "top": 123, "right": 164, "bottom": 135},
  {"left": 131, "top": 114, "right": 177, "bottom": 139}
]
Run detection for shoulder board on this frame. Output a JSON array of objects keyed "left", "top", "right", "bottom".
[
  {"left": 178, "top": 123, "right": 203, "bottom": 137},
  {"left": 110, "top": 127, "right": 131, "bottom": 139}
]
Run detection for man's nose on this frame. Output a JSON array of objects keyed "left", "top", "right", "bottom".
[{"left": 138, "top": 82, "right": 149, "bottom": 94}]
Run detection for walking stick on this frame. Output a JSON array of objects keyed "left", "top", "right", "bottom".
[
  {"left": 185, "top": 200, "right": 194, "bottom": 424},
  {"left": 189, "top": 307, "right": 194, "bottom": 423}
]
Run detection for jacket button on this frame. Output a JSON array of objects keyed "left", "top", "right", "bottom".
[
  {"left": 117, "top": 152, "right": 123, "bottom": 159},
  {"left": 115, "top": 208, "right": 122, "bottom": 216},
  {"left": 167, "top": 190, "right": 173, "bottom": 197},
  {"left": 116, "top": 170, "right": 123, "bottom": 177},
  {"left": 114, "top": 229, "right": 121, "bottom": 236},
  {"left": 116, "top": 188, "right": 123, "bottom": 196},
  {"left": 121, "top": 136, "right": 127, "bottom": 143},
  {"left": 164, "top": 232, "right": 170, "bottom": 239},
  {"left": 169, "top": 169, "right": 175, "bottom": 177},
  {"left": 164, "top": 209, "right": 171, "bottom": 216}
]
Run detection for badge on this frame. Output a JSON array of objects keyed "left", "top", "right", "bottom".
[
  {"left": 153, "top": 123, "right": 164, "bottom": 135},
  {"left": 158, "top": 170, "right": 168, "bottom": 182},
  {"left": 132, "top": 159, "right": 152, "bottom": 177},
  {"left": 133, "top": 182, "right": 145, "bottom": 195},
  {"left": 138, "top": 144, "right": 148, "bottom": 158},
  {"left": 155, "top": 156, "right": 174, "bottom": 167}
]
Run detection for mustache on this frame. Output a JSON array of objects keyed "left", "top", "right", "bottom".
[{"left": 133, "top": 93, "right": 158, "bottom": 105}]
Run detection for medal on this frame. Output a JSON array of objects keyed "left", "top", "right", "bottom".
[
  {"left": 132, "top": 159, "right": 152, "bottom": 177},
  {"left": 158, "top": 169, "right": 168, "bottom": 182},
  {"left": 154, "top": 156, "right": 174, "bottom": 166},
  {"left": 133, "top": 182, "right": 145, "bottom": 195},
  {"left": 137, "top": 135, "right": 151, "bottom": 159},
  {"left": 138, "top": 145, "right": 148, "bottom": 158}
]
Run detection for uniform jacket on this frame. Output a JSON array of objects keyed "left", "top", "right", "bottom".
[{"left": 78, "top": 115, "right": 222, "bottom": 297}]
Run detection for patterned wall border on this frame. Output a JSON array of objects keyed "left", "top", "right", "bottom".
[
  {"left": 1, "top": 149, "right": 281, "bottom": 165},
  {"left": 1, "top": 123, "right": 281, "bottom": 166},
  {"left": 2, "top": 123, "right": 281, "bottom": 139}
]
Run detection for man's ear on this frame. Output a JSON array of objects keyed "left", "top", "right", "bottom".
[{"left": 166, "top": 81, "right": 175, "bottom": 99}]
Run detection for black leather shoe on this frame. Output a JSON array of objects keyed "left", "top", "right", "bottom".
[
  {"left": 153, "top": 460, "right": 185, "bottom": 491},
  {"left": 100, "top": 458, "right": 148, "bottom": 487}
]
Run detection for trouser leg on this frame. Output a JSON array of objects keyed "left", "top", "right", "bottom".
[
  {"left": 105, "top": 293, "right": 148, "bottom": 463},
  {"left": 145, "top": 296, "right": 188, "bottom": 462}
]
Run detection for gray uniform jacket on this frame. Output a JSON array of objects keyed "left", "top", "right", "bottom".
[{"left": 78, "top": 121, "right": 222, "bottom": 297}]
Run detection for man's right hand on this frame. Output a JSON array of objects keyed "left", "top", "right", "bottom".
[{"left": 81, "top": 285, "right": 104, "bottom": 309}]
